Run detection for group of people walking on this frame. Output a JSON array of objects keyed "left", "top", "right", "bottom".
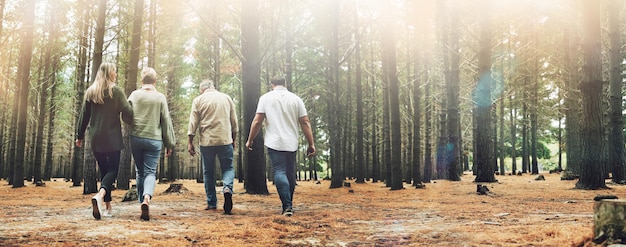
[{"left": 75, "top": 62, "right": 315, "bottom": 221}]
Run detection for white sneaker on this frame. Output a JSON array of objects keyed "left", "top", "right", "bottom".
[
  {"left": 102, "top": 209, "right": 113, "bottom": 217},
  {"left": 91, "top": 196, "right": 103, "bottom": 220}
]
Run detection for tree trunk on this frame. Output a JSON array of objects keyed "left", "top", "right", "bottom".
[
  {"left": 371, "top": 67, "right": 380, "bottom": 183},
  {"left": 563, "top": 5, "right": 582, "bottom": 177},
  {"left": 71, "top": 0, "right": 90, "bottom": 187},
  {"left": 327, "top": 0, "right": 344, "bottom": 189},
  {"left": 576, "top": 0, "right": 606, "bottom": 190},
  {"left": 165, "top": 63, "right": 179, "bottom": 182},
  {"left": 83, "top": 0, "right": 108, "bottom": 194},
  {"left": 381, "top": 4, "right": 403, "bottom": 190},
  {"left": 473, "top": 0, "right": 495, "bottom": 183},
  {"left": 44, "top": 60, "right": 59, "bottom": 181},
  {"left": 354, "top": 8, "right": 365, "bottom": 184},
  {"left": 508, "top": 31, "right": 517, "bottom": 174},
  {"left": 446, "top": 1, "right": 461, "bottom": 181},
  {"left": 530, "top": 48, "right": 539, "bottom": 174},
  {"left": 242, "top": 0, "right": 268, "bottom": 194},
  {"left": 147, "top": 0, "right": 156, "bottom": 68},
  {"left": 34, "top": 49, "right": 50, "bottom": 184},
  {"left": 13, "top": 0, "right": 37, "bottom": 188},
  {"left": 522, "top": 99, "right": 529, "bottom": 173},
  {"left": 382, "top": 53, "right": 391, "bottom": 187},
  {"left": 0, "top": 0, "right": 5, "bottom": 181},
  {"left": 423, "top": 72, "right": 433, "bottom": 183},
  {"left": 118, "top": 0, "right": 145, "bottom": 190},
  {"left": 608, "top": 0, "right": 624, "bottom": 183}
]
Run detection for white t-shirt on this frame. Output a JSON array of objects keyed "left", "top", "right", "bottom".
[{"left": 256, "top": 86, "right": 307, "bottom": 152}]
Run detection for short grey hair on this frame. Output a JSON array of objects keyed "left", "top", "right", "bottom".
[
  {"left": 199, "top": 79, "right": 215, "bottom": 92},
  {"left": 141, "top": 67, "right": 157, "bottom": 84}
]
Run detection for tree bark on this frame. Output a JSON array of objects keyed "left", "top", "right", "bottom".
[
  {"left": 71, "top": 0, "right": 90, "bottom": 187},
  {"left": 576, "top": 0, "right": 606, "bottom": 190},
  {"left": 83, "top": 0, "right": 108, "bottom": 194},
  {"left": 608, "top": 0, "right": 624, "bottom": 183},
  {"left": 327, "top": 0, "right": 344, "bottom": 189},
  {"left": 118, "top": 0, "right": 145, "bottom": 190},
  {"left": 354, "top": 5, "right": 365, "bottom": 184},
  {"left": 13, "top": 0, "right": 37, "bottom": 188},
  {"left": 473, "top": 0, "right": 495, "bottom": 183},
  {"left": 381, "top": 4, "right": 403, "bottom": 190},
  {"left": 563, "top": 3, "right": 582, "bottom": 177},
  {"left": 242, "top": 0, "right": 269, "bottom": 194},
  {"left": 446, "top": 0, "right": 461, "bottom": 181}
]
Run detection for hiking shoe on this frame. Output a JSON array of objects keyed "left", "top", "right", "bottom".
[
  {"left": 91, "top": 196, "right": 103, "bottom": 220},
  {"left": 281, "top": 208, "right": 293, "bottom": 217},
  {"left": 223, "top": 190, "right": 233, "bottom": 215},
  {"left": 140, "top": 203, "right": 150, "bottom": 221}
]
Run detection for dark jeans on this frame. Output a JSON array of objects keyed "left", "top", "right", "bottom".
[
  {"left": 267, "top": 148, "right": 296, "bottom": 211},
  {"left": 200, "top": 145, "right": 235, "bottom": 208},
  {"left": 93, "top": 150, "right": 120, "bottom": 202}
]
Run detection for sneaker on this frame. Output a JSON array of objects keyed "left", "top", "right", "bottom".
[
  {"left": 140, "top": 203, "right": 150, "bottom": 221},
  {"left": 281, "top": 208, "right": 293, "bottom": 217},
  {"left": 205, "top": 206, "right": 217, "bottom": 210},
  {"left": 102, "top": 209, "right": 113, "bottom": 217},
  {"left": 91, "top": 196, "right": 103, "bottom": 220},
  {"left": 223, "top": 191, "right": 233, "bottom": 215}
]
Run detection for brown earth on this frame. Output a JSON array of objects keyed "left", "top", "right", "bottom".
[{"left": 0, "top": 172, "right": 613, "bottom": 246}]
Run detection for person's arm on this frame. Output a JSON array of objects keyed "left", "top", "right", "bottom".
[
  {"left": 298, "top": 115, "right": 315, "bottom": 157},
  {"left": 229, "top": 97, "right": 238, "bottom": 149},
  {"left": 118, "top": 87, "right": 133, "bottom": 125},
  {"left": 75, "top": 100, "right": 91, "bottom": 147},
  {"left": 245, "top": 113, "right": 265, "bottom": 150},
  {"left": 187, "top": 99, "right": 198, "bottom": 156},
  {"left": 188, "top": 135, "right": 196, "bottom": 156},
  {"left": 160, "top": 96, "right": 176, "bottom": 157}
]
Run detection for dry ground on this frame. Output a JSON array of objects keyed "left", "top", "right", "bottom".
[{"left": 0, "top": 172, "right": 615, "bottom": 246}]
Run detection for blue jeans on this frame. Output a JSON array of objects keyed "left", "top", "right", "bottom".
[
  {"left": 200, "top": 145, "right": 234, "bottom": 208},
  {"left": 130, "top": 136, "right": 162, "bottom": 203},
  {"left": 267, "top": 148, "right": 296, "bottom": 211},
  {"left": 93, "top": 151, "right": 120, "bottom": 203}
]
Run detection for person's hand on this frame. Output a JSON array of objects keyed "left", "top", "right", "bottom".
[
  {"left": 232, "top": 142, "right": 237, "bottom": 150},
  {"left": 165, "top": 148, "right": 173, "bottom": 157},
  {"left": 306, "top": 145, "right": 316, "bottom": 157},
  {"left": 75, "top": 139, "right": 83, "bottom": 148},
  {"left": 245, "top": 140, "right": 253, "bottom": 151},
  {"left": 188, "top": 143, "right": 196, "bottom": 156}
]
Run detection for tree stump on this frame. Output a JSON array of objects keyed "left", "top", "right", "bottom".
[
  {"left": 593, "top": 198, "right": 626, "bottom": 244},
  {"left": 164, "top": 183, "right": 189, "bottom": 194},
  {"left": 122, "top": 185, "right": 138, "bottom": 202}
]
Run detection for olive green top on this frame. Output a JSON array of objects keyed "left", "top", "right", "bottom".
[
  {"left": 127, "top": 85, "right": 176, "bottom": 148},
  {"left": 76, "top": 85, "right": 133, "bottom": 153}
]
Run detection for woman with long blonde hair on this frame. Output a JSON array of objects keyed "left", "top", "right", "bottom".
[{"left": 75, "top": 62, "right": 133, "bottom": 220}]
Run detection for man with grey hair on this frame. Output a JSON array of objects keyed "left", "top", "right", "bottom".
[{"left": 187, "top": 79, "right": 238, "bottom": 214}]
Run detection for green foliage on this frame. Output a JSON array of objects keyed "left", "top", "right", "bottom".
[{"left": 503, "top": 141, "right": 551, "bottom": 160}]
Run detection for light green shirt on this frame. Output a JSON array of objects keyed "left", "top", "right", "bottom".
[{"left": 128, "top": 85, "right": 176, "bottom": 148}]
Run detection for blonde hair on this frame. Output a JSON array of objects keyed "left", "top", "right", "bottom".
[
  {"left": 141, "top": 67, "right": 157, "bottom": 84},
  {"left": 85, "top": 62, "right": 117, "bottom": 104}
]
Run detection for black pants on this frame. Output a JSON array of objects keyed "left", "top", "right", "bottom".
[{"left": 93, "top": 151, "right": 120, "bottom": 202}]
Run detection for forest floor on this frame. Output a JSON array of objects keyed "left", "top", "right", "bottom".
[{"left": 0, "top": 172, "right": 614, "bottom": 246}]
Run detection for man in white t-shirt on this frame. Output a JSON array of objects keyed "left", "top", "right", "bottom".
[{"left": 245, "top": 76, "right": 315, "bottom": 216}]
